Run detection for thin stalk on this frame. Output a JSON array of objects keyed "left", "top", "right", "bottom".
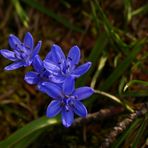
[{"left": 94, "top": 90, "right": 134, "bottom": 113}]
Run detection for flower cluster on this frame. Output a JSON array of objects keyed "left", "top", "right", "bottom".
[{"left": 0, "top": 32, "right": 94, "bottom": 127}]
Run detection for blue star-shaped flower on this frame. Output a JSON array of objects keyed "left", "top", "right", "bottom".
[
  {"left": 24, "top": 55, "right": 50, "bottom": 86},
  {"left": 43, "top": 44, "right": 91, "bottom": 85},
  {"left": 0, "top": 32, "right": 41, "bottom": 70},
  {"left": 39, "top": 77, "right": 94, "bottom": 127}
]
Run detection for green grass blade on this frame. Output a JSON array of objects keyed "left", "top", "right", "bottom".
[
  {"left": 111, "top": 118, "right": 142, "bottom": 148},
  {"left": 124, "top": 80, "right": 148, "bottom": 92},
  {"left": 76, "top": 32, "right": 108, "bottom": 87},
  {"left": 121, "top": 91, "right": 148, "bottom": 97},
  {"left": 13, "top": 130, "right": 43, "bottom": 148},
  {"left": 94, "top": 0, "right": 128, "bottom": 54},
  {"left": 0, "top": 116, "right": 60, "bottom": 147},
  {"left": 124, "top": 0, "right": 132, "bottom": 23},
  {"left": 91, "top": 54, "right": 107, "bottom": 88},
  {"left": 22, "top": 0, "right": 83, "bottom": 32},
  {"left": 90, "top": 1, "right": 100, "bottom": 31},
  {"left": 95, "top": 90, "right": 134, "bottom": 112},
  {"left": 100, "top": 40, "right": 144, "bottom": 91},
  {"left": 132, "top": 4, "right": 148, "bottom": 16},
  {"left": 12, "top": 0, "right": 29, "bottom": 27},
  {"left": 131, "top": 114, "right": 148, "bottom": 148}
]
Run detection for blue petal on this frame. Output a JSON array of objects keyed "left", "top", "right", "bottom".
[
  {"left": 50, "top": 74, "right": 65, "bottom": 83},
  {"left": 24, "top": 32, "right": 34, "bottom": 49},
  {"left": 51, "top": 44, "right": 66, "bottom": 64},
  {"left": 30, "top": 41, "right": 42, "bottom": 59},
  {"left": 46, "top": 100, "right": 62, "bottom": 117},
  {"left": 45, "top": 50, "right": 53, "bottom": 61},
  {"left": 63, "top": 76, "right": 75, "bottom": 96},
  {"left": 43, "top": 60, "right": 60, "bottom": 75},
  {"left": 62, "top": 108, "right": 74, "bottom": 127},
  {"left": 32, "top": 55, "right": 43, "bottom": 72},
  {"left": 4, "top": 61, "right": 25, "bottom": 70},
  {"left": 41, "top": 82, "right": 63, "bottom": 99},
  {"left": 73, "top": 100, "right": 87, "bottom": 117},
  {"left": 24, "top": 71, "right": 39, "bottom": 84},
  {"left": 37, "top": 83, "right": 50, "bottom": 94},
  {"left": 73, "top": 87, "right": 94, "bottom": 100},
  {"left": 0, "top": 49, "right": 17, "bottom": 61},
  {"left": 72, "top": 62, "right": 91, "bottom": 77},
  {"left": 8, "top": 34, "right": 21, "bottom": 49},
  {"left": 67, "top": 45, "right": 80, "bottom": 66}
]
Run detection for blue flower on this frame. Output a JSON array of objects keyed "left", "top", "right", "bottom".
[
  {"left": 43, "top": 44, "right": 91, "bottom": 84},
  {"left": 24, "top": 55, "right": 50, "bottom": 86},
  {"left": 24, "top": 55, "right": 63, "bottom": 91},
  {"left": 0, "top": 32, "right": 42, "bottom": 70},
  {"left": 39, "top": 77, "right": 94, "bottom": 127}
]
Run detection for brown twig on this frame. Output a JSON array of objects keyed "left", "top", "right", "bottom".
[
  {"left": 72, "top": 107, "right": 125, "bottom": 126},
  {"left": 100, "top": 102, "right": 148, "bottom": 148}
]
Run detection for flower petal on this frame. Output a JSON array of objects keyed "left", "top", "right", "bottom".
[
  {"left": 32, "top": 55, "right": 43, "bottom": 72},
  {"left": 45, "top": 50, "right": 53, "bottom": 61},
  {"left": 73, "top": 100, "right": 87, "bottom": 117},
  {"left": 67, "top": 45, "right": 80, "bottom": 66},
  {"left": 0, "top": 49, "right": 17, "bottom": 61},
  {"left": 72, "top": 62, "right": 91, "bottom": 77},
  {"left": 30, "top": 41, "right": 42, "bottom": 59},
  {"left": 43, "top": 60, "right": 60, "bottom": 75},
  {"left": 73, "top": 87, "right": 94, "bottom": 100},
  {"left": 24, "top": 32, "right": 34, "bottom": 49},
  {"left": 62, "top": 108, "right": 74, "bottom": 127},
  {"left": 4, "top": 61, "right": 25, "bottom": 70},
  {"left": 63, "top": 76, "right": 75, "bottom": 96},
  {"left": 41, "top": 82, "right": 63, "bottom": 99},
  {"left": 24, "top": 71, "right": 39, "bottom": 84},
  {"left": 51, "top": 44, "right": 66, "bottom": 64},
  {"left": 46, "top": 100, "right": 62, "bottom": 117},
  {"left": 50, "top": 74, "right": 65, "bottom": 83},
  {"left": 8, "top": 34, "right": 21, "bottom": 49}
]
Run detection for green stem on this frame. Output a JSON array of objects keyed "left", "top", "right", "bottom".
[{"left": 94, "top": 90, "right": 134, "bottom": 113}]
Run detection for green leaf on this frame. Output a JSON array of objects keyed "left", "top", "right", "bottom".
[
  {"left": 94, "top": 90, "right": 134, "bottom": 112},
  {"left": 124, "top": 0, "right": 132, "bottom": 23},
  {"left": 100, "top": 40, "right": 144, "bottom": 91},
  {"left": 0, "top": 116, "right": 60, "bottom": 147},
  {"left": 12, "top": 0, "right": 29, "bottom": 27},
  {"left": 76, "top": 32, "right": 108, "bottom": 87},
  {"left": 22, "top": 0, "right": 83, "bottom": 32},
  {"left": 91, "top": 54, "right": 108, "bottom": 88},
  {"left": 131, "top": 114, "right": 148, "bottom": 148},
  {"left": 94, "top": 0, "right": 129, "bottom": 54},
  {"left": 132, "top": 4, "right": 148, "bottom": 16},
  {"left": 124, "top": 80, "right": 148, "bottom": 92}
]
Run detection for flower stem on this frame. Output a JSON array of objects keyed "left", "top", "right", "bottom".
[{"left": 94, "top": 90, "right": 134, "bottom": 113}]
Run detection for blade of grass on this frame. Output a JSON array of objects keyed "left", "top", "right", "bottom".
[
  {"left": 124, "top": 0, "right": 132, "bottom": 23},
  {"left": 91, "top": 54, "right": 107, "bottom": 88},
  {"left": 111, "top": 118, "right": 142, "bottom": 148},
  {"left": 21, "top": 0, "right": 83, "bottom": 32},
  {"left": 90, "top": 1, "right": 100, "bottom": 31},
  {"left": 132, "top": 4, "right": 148, "bottom": 16},
  {"left": 94, "top": 90, "right": 134, "bottom": 112},
  {"left": 13, "top": 130, "right": 43, "bottom": 148},
  {"left": 99, "top": 39, "right": 145, "bottom": 91},
  {"left": 121, "top": 91, "right": 148, "bottom": 97},
  {"left": 12, "top": 0, "right": 29, "bottom": 27},
  {"left": 76, "top": 32, "right": 108, "bottom": 87},
  {"left": 131, "top": 114, "right": 148, "bottom": 148},
  {"left": 94, "top": 0, "right": 129, "bottom": 54},
  {"left": 0, "top": 116, "right": 60, "bottom": 147},
  {"left": 124, "top": 80, "right": 148, "bottom": 92}
]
